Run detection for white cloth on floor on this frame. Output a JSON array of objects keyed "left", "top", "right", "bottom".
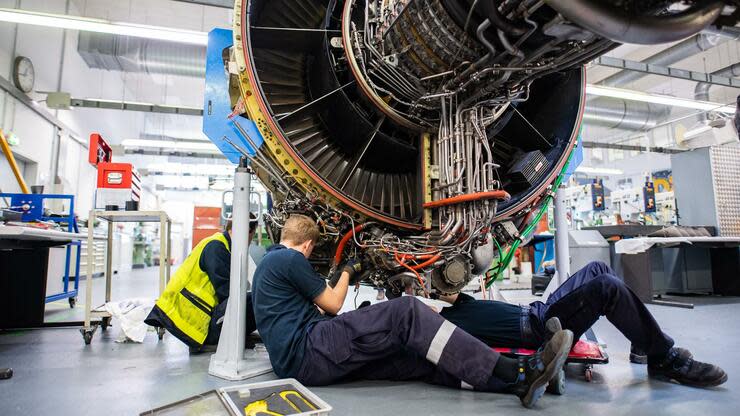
[{"left": 104, "top": 298, "right": 155, "bottom": 343}]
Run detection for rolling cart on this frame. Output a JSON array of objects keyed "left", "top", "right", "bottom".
[{"left": 81, "top": 210, "right": 171, "bottom": 344}]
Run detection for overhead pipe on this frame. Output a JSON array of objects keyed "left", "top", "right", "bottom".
[
  {"left": 599, "top": 32, "right": 727, "bottom": 87},
  {"left": 583, "top": 100, "right": 672, "bottom": 131},
  {"left": 695, "top": 62, "right": 740, "bottom": 123},
  {"left": 545, "top": 0, "right": 724, "bottom": 45},
  {"left": 585, "top": 28, "right": 740, "bottom": 131},
  {"left": 77, "top": 32, "right": 205, "bottom": 78}
]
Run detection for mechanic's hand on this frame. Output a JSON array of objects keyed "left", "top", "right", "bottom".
[{"left": 342, "top": 259, "right": 363, "bottom": 285}]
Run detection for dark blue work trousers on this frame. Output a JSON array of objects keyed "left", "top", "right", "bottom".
[
  {"left": 530, "top": 261, "right": 674, "bottom": 359},
  {"left": 296, "top": 296, "right": 509, "bottom": 392}
]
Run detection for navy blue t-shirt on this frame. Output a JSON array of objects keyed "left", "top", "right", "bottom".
[
  {"left": 251, "top": 244, "right": 329, "bottom": 377},
  {"left": 440, "top": 293, "right": 523, "bottom": 347}
]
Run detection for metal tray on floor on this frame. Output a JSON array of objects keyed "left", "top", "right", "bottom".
[{"left": 140, "top": 378, "right": 331, "bottom": 416}]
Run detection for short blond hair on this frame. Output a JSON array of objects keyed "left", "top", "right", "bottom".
[
  {"left": 280, "top": 214, "right": 320, "bottom": 245},
  {"left": 225, "top": 213, "right": 258, "bottom": 233}
]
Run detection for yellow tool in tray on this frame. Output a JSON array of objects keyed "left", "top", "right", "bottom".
[
  {"left": 243, "top": 390, "right": 317, "bottom": 416},
  {"left": 280, "top": 390, "right": 317, "bottom": 413},
  {"left": 243, "top": 400, "right": 284, "bottom": 416}
]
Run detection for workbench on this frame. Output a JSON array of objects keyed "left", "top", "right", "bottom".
[
  {"left": 613, "top": 236, "right": 740, "bottom": 308},
  {"left": 81, "top": 210, "right": 171, "bottom": 344},
  {"left": 0, "top": 225, "right": 86, "bottom": 329},
  {"left": 0, "top": 225, "right": 85, "bottom": 246}
]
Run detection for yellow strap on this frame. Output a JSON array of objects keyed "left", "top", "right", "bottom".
[
  {"left": 0, "top": 130, "right": 30, "bottom": 194},
  {"left": 244, "top": 400, "right": 284, "bottom": 416},
  {"left": 279, "top": 390, "right": 317, "bottom": 412}
]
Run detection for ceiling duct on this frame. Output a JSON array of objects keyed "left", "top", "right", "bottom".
[
  {"left": 583, "top": 100, "right": 672, "bottom": 131},
  {"left": 599, "top": 32, "right": 729, "bottom": 87},
  {"left": 77, "top": 32, "right": 206, "bottom": 78},
  {"left": 584, "top": 28, "right": 740, "bottom": 131},
  {"left": 695, "top": 62, "right": 740, "bottom": 123}
]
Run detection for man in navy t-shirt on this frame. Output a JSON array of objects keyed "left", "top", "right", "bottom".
[
  {"left": 251, "top": 214, "right": 573, "bottom": 409},
  {"left": 436, "top": 261, "right": 727, "bottom": 388}
]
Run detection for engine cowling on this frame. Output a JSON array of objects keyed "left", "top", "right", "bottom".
[{"left": 231, "top": 0, "right": 731, "bottom": 295}]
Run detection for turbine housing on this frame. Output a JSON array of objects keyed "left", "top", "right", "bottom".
[{"left": 228, "top": 0, "right": 732, "bottom": 295}]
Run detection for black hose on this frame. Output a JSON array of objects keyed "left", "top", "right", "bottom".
[
  {"left": 482, "top": 1, "right": 528, "bottom": 36},
  {"left": 477, "top": 19, "right": 498, "bottom": 56},
  {"left": 545, "top": 0, "right": 724, "bottom": 45}
]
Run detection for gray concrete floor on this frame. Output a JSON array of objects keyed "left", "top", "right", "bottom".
[{"left": 1, "top": 267, "right": 738, "bottom": 415}]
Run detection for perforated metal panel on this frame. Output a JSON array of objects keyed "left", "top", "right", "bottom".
[{"left": 710, "top": 146, "right": 740, "bottom": 236}]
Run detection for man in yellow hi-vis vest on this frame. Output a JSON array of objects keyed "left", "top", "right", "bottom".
[{"left": 145, "top": 214, "right": 259, "bottom": 352}]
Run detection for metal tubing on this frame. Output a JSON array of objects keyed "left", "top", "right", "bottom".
[
  {"left": 231, "top": 163, "right": 250, "bottom": 358},
  {"left": 476, "top": 19, "right": 497, "bottom": 56},
  {"left": 482, "top": 0, "right": 528, "bottom": 36},
  {"left": 553, "top": 185, "right": 570, "bottom": 285},
  {"left": 159, "top": 216, "right": 167, "bottom": 295},
  {"left": 105, "top": 221, "right": 113, "bottom": 303},
  {"left": 166, "top": 220, "right": 172, "bottom": 284},
  {"left": 84, "top": 210, "right": 95, "bottom": 330},
  {"left": 208, "top": 159, "right": 254, "bottom": 380},
  {"left": 695, "top": 62, "right": 740, "bottom": 123},
  {"left": 545, "top": 0, "right": 724, "bottom": 45},
  {"left": 599, "top": 32, "right": 728, "bottom": 87}
]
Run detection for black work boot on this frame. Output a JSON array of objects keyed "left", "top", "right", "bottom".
[
  {"left": 630, "top": 345, "right": 648, "bottom": 364},
  {"left": 648, "top": 347, "right": 727, "bottom": 387},
  {"left": 633, "top": 346, "right": 692, "bottom": 365},
  {"left": 511, "top": 329, "right": 573, "bottom": 408}
]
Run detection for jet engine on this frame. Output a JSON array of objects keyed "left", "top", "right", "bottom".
[{"left": 228, "top": 0, "right": 737, "bottom": 296}]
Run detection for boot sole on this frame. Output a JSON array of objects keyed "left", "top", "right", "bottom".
[
  {"left": 522, "top": 330, "right": 574, "bottom": 408},
  {"left": 649, "top": 370, "right": 728, "bottom": 388}
]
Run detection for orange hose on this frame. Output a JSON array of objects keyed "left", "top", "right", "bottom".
[
  {"left": 397, "top": 253, "right": 437, "bottom": 260},
  {"left": 423, "top": 190, "right": 511, "bottom": 209},
  {"left": 333, "top": 224, "right": 366, "bottom": 265},
  {"left": 410, "top": 254, "right": 441, "bottom": 270},
  {"left": 395, "top": 253, "right": 426, "bottom": 288}
]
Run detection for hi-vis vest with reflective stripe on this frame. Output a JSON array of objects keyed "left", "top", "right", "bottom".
[{"left": 155, "top": 232, "right": 229, "bottom": 346}]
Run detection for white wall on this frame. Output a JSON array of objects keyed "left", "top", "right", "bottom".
[
  {"left": 0, "top": 0, "right": 230, "bottom": 219},
  {"left": 0, "top": 151, "right": 27, "bottom": 192}
]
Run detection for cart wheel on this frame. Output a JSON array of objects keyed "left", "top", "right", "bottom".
[
  {"left": 101, "top": 317, "right": 111, "bottom": 331},
  {"left": 68, "top": 297, "right": 77, "bottom": 308},
  {"left": 547, "top": 368, "right": 566, "bottom": 395},
  {"left": 80, "top": 329, "right": 94, "bottom": 345},
  {"left": 584, "top": 367, "right": 593, "bottom": 382},
  {"left": 157, "top": 327, "right": 166, "bottom": 340}
]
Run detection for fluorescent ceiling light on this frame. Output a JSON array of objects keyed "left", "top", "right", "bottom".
[
  {"left": 576, "top": 166, "right": 624, "bottom": 175},
  {"left": 586, "top": 85, "right": 736, "bottom": 114},
  {"left": 146, "top": 162, "right": 233, "bottom": 175},
  {"left": 683, "top": 125, "right": 714, "bottom": 140},
  {"left": 122, "top": 139, "right": 219, "bottom": 152},
  {"left": 0, "top": 8, "right": 207, "bottom": 45}
]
